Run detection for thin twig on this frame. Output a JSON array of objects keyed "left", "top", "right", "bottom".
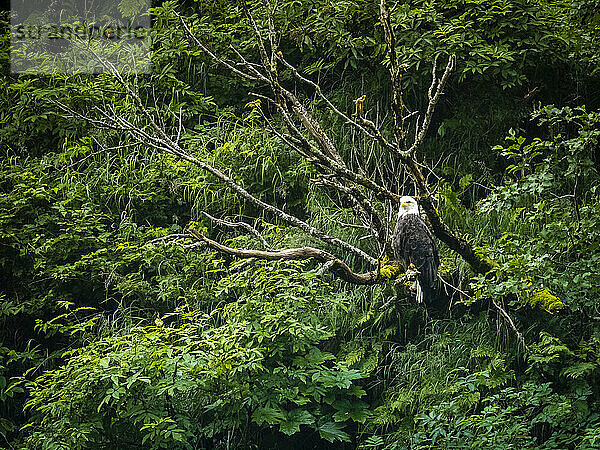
[
  {"left": 492, "top": 299, "right": 530, "bottom": 351},
  {"left": 201, "top": 211, "right": 271, "bottom": 250}
]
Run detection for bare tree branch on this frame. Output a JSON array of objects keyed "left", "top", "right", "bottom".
[
  {"left": 65, "top": 6, "right": 495, "bottom": 277},
  {"left": 380, "top": 0, "right": 407, "bottom": 145},
  {"left": 316, "top": 176, "right": 388, "bottom": 250},
  {"left": 54, "top": 97, "right": 377, "bottom": 266},
  {"left": 164, "top": 146, "right": 378, "bottom": 265},
  {"left": 492, "top": 299, "right": 530, "bottom": 351},
  {"left": 189, "top": 229, "right": 381, "bottom": 285},
  {"left": 201, "top": 211, "right": 271, "bottom": 250},
  {"left": 175, "top": 12, "right": 264, "bottom": 82},
  {"left": 245, "top": 91, "right": 403, "bottom": 205},
  {"left": 275, "top": 53, "right": 396, "bottom": 153},
  {"left": 408, "top": 54, "right": 456, "bottom": 156},
  {"left": 150, "top": 233, "right": 204, "bottom": 249}
]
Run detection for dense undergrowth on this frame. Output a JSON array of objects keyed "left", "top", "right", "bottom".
[{"left": 1, "top": 0, "right": 600, "bottom": 448}]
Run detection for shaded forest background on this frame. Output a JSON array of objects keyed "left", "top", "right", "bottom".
[{"left": 1, "top": 0, "right": 600, "bottom": 448}]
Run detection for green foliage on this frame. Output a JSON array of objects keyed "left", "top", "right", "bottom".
[
  {"left": 1, "top": 1, "right": 600, "bottom": 449},
  {"left": 0, "top": 294, "right": 34, "bottom": 438},
  {"left": 410, "top": 380, "right": 600, "bottom": 449},
  {"left": 388, "top": 0, "right": 581, "bottom": 88},
  {"left": 474, "top": 105, "right": 600, "bottom": 313},
  {"left": 19, "top": 262, "right": 369, "bottom": 448}
]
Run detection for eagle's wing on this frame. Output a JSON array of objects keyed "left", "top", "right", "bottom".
[
  {"left": 392, "top": 215, "right": 410, "bottom": 266},
  {"left": 392, "top": 214, "right": 439, "bottom": 304}
]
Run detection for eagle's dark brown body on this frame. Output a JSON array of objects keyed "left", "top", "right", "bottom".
[{"left": 392, "top": 212, "right": 439, "bottom": 304}]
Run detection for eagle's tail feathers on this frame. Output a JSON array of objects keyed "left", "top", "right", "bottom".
[
  {"left": 415, "top": 281, "right": 424, "bottom": 304},
  {"left": 419, "top": 260, "right": 438, "bottom": 305}
]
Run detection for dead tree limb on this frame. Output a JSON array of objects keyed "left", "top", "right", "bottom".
[
  {"left": 316, "top": 176, "right": 388, "bottom": 250},
  {"left": 408, "top": 54, "right": 456, "bottom": 156},
  {"left": 66, "top": 6, "right": 495, "bottom": 277},
  {"left": 189, "top": 229, "right": 381, "bottom": 285},
  {"left": 492, "top": 299, "right": 530, "bottom": 351},
  {"left": 186, "top": 6, "right": 492, "bottom": 275},
  {"left": 201, "top": 211, "right": 272, "bottom": 250},
  {"left": 380, "top": 0, "right": 407, "bottom": 145},
  {"left": 54, "top": 98, "right": 377, "bottom": 267}
]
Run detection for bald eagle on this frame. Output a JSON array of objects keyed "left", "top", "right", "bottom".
[{"left": 392, "top": 196, "right": 439, "bottom": 305}]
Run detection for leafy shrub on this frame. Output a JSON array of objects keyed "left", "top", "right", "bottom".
[{"left": 19, "top": 261, "right": 370, "bottom": 448}]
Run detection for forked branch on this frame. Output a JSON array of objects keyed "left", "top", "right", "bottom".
[
  {"left": 178, "top": 5, "right": 492, "bottom": 275},
  {"left": 408, "top": 54, "right": 456, "bottom": 156},
  {"left": 54, "top": 99, "right": 377, "bottom": 266},
  {"left": 380, "top": 0, "right": 406, "bottom": 144},
  {"left": 70, "top": 5, "right": 495, "bottom": 278}
]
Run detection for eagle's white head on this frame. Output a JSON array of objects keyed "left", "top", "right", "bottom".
[{"left": 398, "top": 196, "right": 419, "bottom": 217}]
